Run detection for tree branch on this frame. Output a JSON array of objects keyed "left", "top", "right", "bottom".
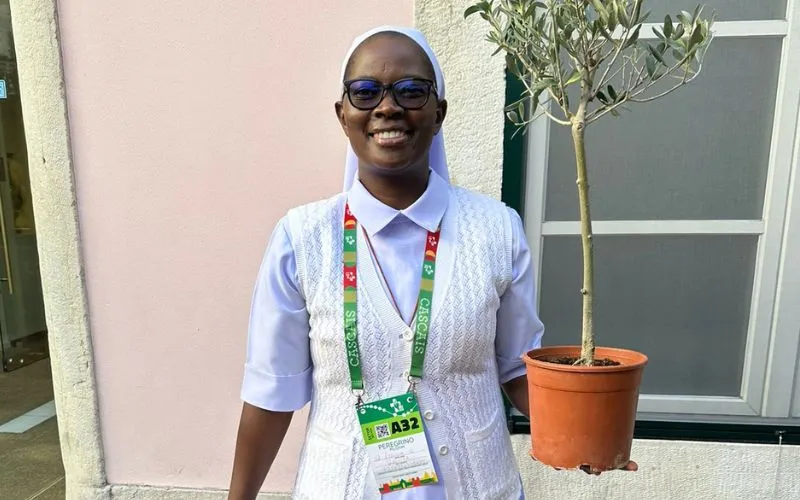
[
  {"left": 629, "top": 63, "right": 701, "bottom": 103},
  {"left": 595, "top": 25, "right": 630, "bottom": 94},
  {"left": 586, "top": 97, "right": 629, "bottom": 124},
  {"left": 541, "top": 104, "right": 572, "bottom": 126},
  {"left": 513, "top": 65, "right": 572, "bottom": 126},
  {"left": 588, "top": 56, "right": 703, "bottom": 123},
  {"left": 508, "top": 100, "right": 572, "bottom": 134},
  {"left": 596, "top": 64, "right": 625, "bottom": 94},
  {"left": 549, "top": 2, "right": 572, "bottom": 119},
  {"left": 628, "top": 57, "right": 697, "bottom": 100}
]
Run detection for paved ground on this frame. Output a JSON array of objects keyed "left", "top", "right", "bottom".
[{"left": 0, "top": 360, "right": 65, "bottom": 499}]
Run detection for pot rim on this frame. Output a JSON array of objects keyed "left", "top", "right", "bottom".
[{"left": 523, "top": 345, "right": 648, "bottom": 373}]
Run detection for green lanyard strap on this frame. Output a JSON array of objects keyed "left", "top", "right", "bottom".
[{"left": 342, "top": 202, "right": 440, "bottom": 398}]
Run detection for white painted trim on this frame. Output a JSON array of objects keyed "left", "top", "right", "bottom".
[
  {"left": 541, "top": 220, "right": 765, "bottom": 236},
  {"left": 740, "top": 0, "right": 800, "bottom": 417},
  {"left": 8, "top": 0, "right": 107, "bottom": 495},
  {"left": 763, "top": 0, "right": 800, "bottom": 419},
  {"left": 522, "top": 114, "right": 551, "bottom": 298},
  {"left": 637, "top": 395, "right": 758, "bottom": 416},
  {"left": 709, "top": 20, "right": 790, "bottom": 38},
  {"left": 623, "top": 20, "right": 790, "bottom": 41}
]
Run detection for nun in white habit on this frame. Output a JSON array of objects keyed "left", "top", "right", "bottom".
[{"left": 229, "top": 26, "right": 544, "bottom": 500}]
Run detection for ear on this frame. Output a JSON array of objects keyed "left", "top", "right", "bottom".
[
  {"left": 335, "top": 101, "right": 349, "bottom": 137},
  {"left": 434, "top": 99, "right": 447, "bottom": 135}
]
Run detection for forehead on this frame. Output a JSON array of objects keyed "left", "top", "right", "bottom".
[{"left": 345, "top": 33, "right": 435, "bottom": 81}]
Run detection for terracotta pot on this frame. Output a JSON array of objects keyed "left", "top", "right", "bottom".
[{"left": 522, "top": 346, "right": 648, "bottom": 473}]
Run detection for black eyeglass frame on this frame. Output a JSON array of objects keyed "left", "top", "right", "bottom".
[{"left": 341, "top": 77, "right": 438, "bottom": 110}]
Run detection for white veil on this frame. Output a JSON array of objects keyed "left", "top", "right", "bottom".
[{"left": 339, "top": 26, "right": 449, "bottom": 191}]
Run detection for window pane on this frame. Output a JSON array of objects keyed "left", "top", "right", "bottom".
[
  {"left": 545, "top": 38, "right": 781, "bottom": 221},
  {"left": 538, "top": 235, "right": 757, "bottom": 397},
  {"left": 646, "top": 0, "right": 787, "bottom": 22}
]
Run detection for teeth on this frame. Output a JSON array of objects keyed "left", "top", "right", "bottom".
[{"left": 375, "top": 130, "right": 406, "bottom": 140}]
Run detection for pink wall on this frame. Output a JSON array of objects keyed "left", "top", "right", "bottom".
[{"left": 56, "top": 1, "right": 413, "bottom": 491}]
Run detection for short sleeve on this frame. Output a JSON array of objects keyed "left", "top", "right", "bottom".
[
  {"left": 241, "top": 217, "right": 312, "bottom": 411},
  {"left": 495, "top": 207, "right": 545, "bottom": 384}
]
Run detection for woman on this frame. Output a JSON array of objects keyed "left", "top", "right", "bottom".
[{"left": 228, "top": 26, "right": 544, "bottom": 500}]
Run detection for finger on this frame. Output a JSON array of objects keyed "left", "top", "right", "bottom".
[
  {"left": 578, "top": 460, "right": 638, "bottom": 475},
  {"left": 623, "top": 460, "right": 639, "bottom": 472}
]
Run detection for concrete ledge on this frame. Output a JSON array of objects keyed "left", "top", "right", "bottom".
[
  {"left": 110, "top": 485, "right": 289, "bottom": 500},
  {"left": 66, "top": 484, "right": 110, "bottom": 500},
  {"left": 91, "top": 437, "right": 800, "bottom": 499},
  {"left": 512, "top": 435, "right": 800, "bottom": 499},
  {"left": 66, "top": 484, "right": 289, "bottom": 500}
]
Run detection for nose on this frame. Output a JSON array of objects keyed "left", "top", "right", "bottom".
[{"left": 373, "top": 89, "right": 404, "bottom": 118}]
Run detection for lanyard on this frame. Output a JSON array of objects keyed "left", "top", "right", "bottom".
[{"left": 343, "top": 202, "right": 440, "bottom": 400}]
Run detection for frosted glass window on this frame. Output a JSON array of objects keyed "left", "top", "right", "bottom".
[
  {"left": 538, "top": 235, "right": 757, "bottom": 396},
  {"left": 545, "top": 38, "right": 781, "bottom": 221},
  {"left": 646, "top": 1, "right": 787, "bottom": 22}
]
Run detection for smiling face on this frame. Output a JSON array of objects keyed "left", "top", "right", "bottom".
[{"left": 335, "top": 33, "right": 447, "bottom": 178}]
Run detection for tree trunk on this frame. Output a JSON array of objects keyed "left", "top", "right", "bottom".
[{"left": 571, "top": 117, "right": 595, "bottom": 365}]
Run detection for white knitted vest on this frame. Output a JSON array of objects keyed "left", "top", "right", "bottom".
[{"left": 285, "top": 186, "right": 522, "bottom": 500}]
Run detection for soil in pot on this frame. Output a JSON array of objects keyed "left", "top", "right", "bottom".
[{"left": 543, "top": 356, "right": 620, "bottom": 367}]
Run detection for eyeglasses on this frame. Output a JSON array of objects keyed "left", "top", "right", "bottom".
[{"left": 342, "top": 78, "right": 436, "bottom": 111}]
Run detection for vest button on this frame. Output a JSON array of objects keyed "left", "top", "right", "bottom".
[
  {"left": 402, "top": 329, "right": 413, "bottom": 341},
  {"left": 438, "top": 445, "right": 449, "bottom": 456},
  {"left": 423, "top": 410, "right": 434, "bottom": 420}
]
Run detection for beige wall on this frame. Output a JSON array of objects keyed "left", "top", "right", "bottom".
[{"left": 54, "top": 0, "right": 411, "bottom": 492}]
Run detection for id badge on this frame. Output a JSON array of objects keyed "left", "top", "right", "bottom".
[{"left": 357, "top": 392, "right": 438, "bottom": 494}]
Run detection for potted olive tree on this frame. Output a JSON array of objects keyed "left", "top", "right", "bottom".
[{"left": 466, "top": 0, "right": 715, "bottom": 473}]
